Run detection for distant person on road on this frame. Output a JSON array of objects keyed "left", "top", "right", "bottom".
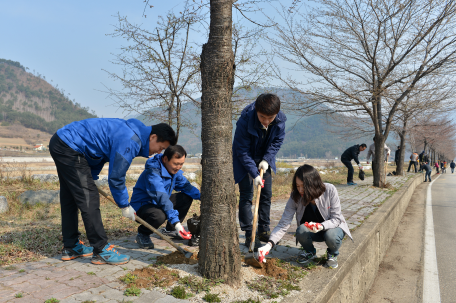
[
  {"left": 394, "top": 146, "right": 401, "bottom": 168},
  {"left": 407, "top": 152, "right": 419, "bottom": 173},
  {"left": 49, "top": 119, "right": 176, "bottom": 265},
  {"left": 130, "top": 145, "right": 200, "bottom": 249},
  {"left": 435, "top": 162, "right": 440, "bottom": 174},
  {"left": 340, "top": 143, "right": 367, "bottom": 186},
  {"left": 423, "top": 162, "right": 432, "bottom": 182},
  {"left": 232, "top": 93, "right": 287, "bottom": 249},
  {"left": 256, "top": 165, "right": 353, "bottom": 269},
  {"left": 366, "top": 137, "right": 391, "bottom": 175},
  {"left": 450, "top": 160, "right": 455, "bottom": 173}
]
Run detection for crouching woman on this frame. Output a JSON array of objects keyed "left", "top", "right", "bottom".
[{"left": 258, "top": 165, "right": 353, "bottom": 269}]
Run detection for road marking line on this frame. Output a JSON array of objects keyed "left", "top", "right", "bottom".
[{"left": 423, "top": 175, "right": 441, "bottom": 303}]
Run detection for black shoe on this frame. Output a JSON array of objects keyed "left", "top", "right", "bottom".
[
  {"left": 244, "top": 236, "right": 262, "bottom": 252},
  {"left": 136, "top": 233, "right": 154, "bottom": 249},
  {"left": 258, "top": 231, "right": 271, "bottom": 242}
]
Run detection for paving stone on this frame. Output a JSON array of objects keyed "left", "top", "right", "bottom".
[
  {"left": 134, "top": 290, "right": 167, "bottom": 303},
  {"left": 154, "top": 295, "right": 182, "bottom": 303}
]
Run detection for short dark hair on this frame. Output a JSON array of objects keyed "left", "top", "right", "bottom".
[
  {"left": 255, "top": 93, "right": 281, "bottom": 116},
  {"left": 163, "top": 145, "right": 187, "bottom": 160},
  {"left": 151, "top": 123, "right": 177, "bottom": 146},
  {"left": 373, "top": 136, "right": 376, "bottom": 141},
  {"left": 360, "top": 143, "right": 367, "bottom": 148},
  {"left": 291, "top": 165, "right": 326, "bottom": 205}
]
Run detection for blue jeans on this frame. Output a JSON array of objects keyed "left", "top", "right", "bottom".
[
  {"left": 452, "top": 168, "right": 454, "bottom": 173},
  {"left": 425, "top": 170, "right": 432, "bottom": 182},
  {"left": 296, "top": 225, "right": 345, "bottom": 256},
  {"left": 238, "top": 168, "right": 272, "bottom": 236}
]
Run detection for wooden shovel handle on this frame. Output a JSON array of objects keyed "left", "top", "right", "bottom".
[
  {"left": 250, "top": 168, "right": 264, "bottom": 252},
  {"left": 97, "top": 187, "right": 193, "bottom": 256}
]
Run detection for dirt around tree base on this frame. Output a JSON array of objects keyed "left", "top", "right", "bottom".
[
  {"left": 122, "top": 264, "right": 179, "bottom": 288},
  {"left": 156, "top": 251, "right": 198, "bottom": 265},
  {"left": 250, "top": 258, "right": 288, "bottom": 280}
]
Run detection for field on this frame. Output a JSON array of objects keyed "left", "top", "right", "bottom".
[{"left": 0, "top": 124, "right": 52, "bottom": 149}]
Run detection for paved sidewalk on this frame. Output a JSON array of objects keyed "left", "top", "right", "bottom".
[{"left": 0, "top": 174, "right": 415, "bottom": 303}]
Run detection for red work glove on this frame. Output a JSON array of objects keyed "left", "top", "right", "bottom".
[
  {"left": 174, "top": 222, "right": 192, "bottom": 240},
  {"left": 304, "top": 222, "right": 323, "bottom": 233},
  {"left": 258, "top": 243, "right": 272, "bottom": 263}
]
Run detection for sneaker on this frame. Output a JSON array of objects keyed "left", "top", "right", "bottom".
[
  {"left": 160, "top": 227, "right": 179, "bottom": 239},
  {"left": 91, "top": 243, "right": 130, "bottom": 265},
  {"left": 347, "top": 182, "right": 357, "bottom": 186},
  {"left": 325, "top": 254, "right": 338, "bottom": 268},
  {"left": 244, "top": 236, "right": 262, "bottom": 252},
  {"left": 136, "top": 233, "right": 154, "bottom": 249},
  {"left": 61, "top": 240, "right": 93, "bottom": 261},
  {"left": 258, "top": 231, "right": 271, "bottom": 242},
  {"left": 297, "top": 250, "right": 316, "bottom": 265}
]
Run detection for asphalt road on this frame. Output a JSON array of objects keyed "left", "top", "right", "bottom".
[{"left": 432, "top": 172, "right": 456, "bottom": 302}]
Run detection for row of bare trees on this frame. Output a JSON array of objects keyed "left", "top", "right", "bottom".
[{"left": 106, "top": 0, "right": 456, "bottom": 283}]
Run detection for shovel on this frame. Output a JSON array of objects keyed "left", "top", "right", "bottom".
[
  {"left": 245, "top": 168, "right": 264, "bottom": 269},
  {"left": 97, "top": 186, "right": 194, "bottom": 259}
]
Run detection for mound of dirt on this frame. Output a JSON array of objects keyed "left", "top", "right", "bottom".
[
  {"left": 125, "top": 265, "right": 179, "bottom": 288},
  {"left": 156, "top": 251, "right": 198, "bottom": 265},
  {"left": 251, "top": 258, "right": 288, "bottom": 280}
]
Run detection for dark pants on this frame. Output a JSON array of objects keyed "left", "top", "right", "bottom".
[
  {"left": 342, "top": 161, "right": 354, "bottom": 183},
  {"left": 49, "top": 134, "right": 108, "bottom": 254},
  {"left": 238, "top": 168, "right": 272, "bottom": 237},
  {"left": 136, "top": 193, "right": 193, "bottom": 235},
  {"left": 407, "top": 161, "right": 417, "bottom": 173}
]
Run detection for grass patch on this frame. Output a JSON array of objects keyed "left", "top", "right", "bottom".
[
  {"left": 203, "top": 293, "right": 221, "bottom": 302},
  {"left": 15, "top": 293, "right": 23, "bottom": 298},
  {"left": 171, "top": 286, "right": 193, "bottom": 299},
  {"left": 178, "top": 276, "right": 224, "bottom": 294},
  {"left": 124, "top": 286, "right": 141, "bottom": 297},
  {"left": 44, "top": 299, "right": 60, "bottom": 303}
]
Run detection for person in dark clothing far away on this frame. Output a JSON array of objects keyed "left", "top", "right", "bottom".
[
  {"left": 130, "top": 145, "right": 200, "bottom": 249},
  {"left": 232, "top": 93, "right": 287, "bottom": 250},
  {"left": 418, "top": 150, "right": 425, "bottom": 172},
  {"left": 450, "top": 160, "right": 455, "bottom": 173},
  {"left": 394, "top": 146, "right": 401, "bottom": 167},
  {"left": 49, "top": 119, "right": 177, "bottom": 265},
  {"left": 340, "top": 144, "right": 367, "bottom": 186},
  {"left": 422, "top": 162, "right": 432, "bottom": 182}
]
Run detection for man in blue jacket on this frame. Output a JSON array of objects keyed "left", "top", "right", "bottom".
[
  {"left": 49, "top": 119, "right": 176, "bottom": 265},
  {"left": 130, "top": 145, "right": 200, "bottom": 248},
  {"left": 232, "top": 94, "right": 286, "bottom": 249}
]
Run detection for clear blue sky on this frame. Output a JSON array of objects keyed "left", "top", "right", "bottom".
[{"left": 0, "top": 1, "right": 197, "bottom": 118}]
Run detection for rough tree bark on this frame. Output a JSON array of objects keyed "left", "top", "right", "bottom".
[{"left": 198, "top": 0, "right": 241, "bottom": 285}]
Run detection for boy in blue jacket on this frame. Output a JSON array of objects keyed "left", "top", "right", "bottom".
[
  {"left": 49, "top": 119, "right": 176, "bottom": 265},
  {"left": 232, "top": 94, "right": 286, "bottom": 249},
  {"left": 130, "top": 145, "right": 200, "bottom": 248}
]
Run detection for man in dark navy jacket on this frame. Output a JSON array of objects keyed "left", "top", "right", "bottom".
[
  {"left": 340, "top": 144, "right": 367, "bottom": 185},
  {"left": 232, "top": 94, "right": 286, "bottom": 249},
  {"left": 49, "top": 119, "right": 176, "bottom": 265}
]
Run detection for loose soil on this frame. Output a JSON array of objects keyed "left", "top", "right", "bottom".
[
  {"left": 157, "top": 251, "right": 198, "bottom": 265},
  {"left": 123, "top": 265, "right": 180, "bottom": 288},
  {"left": 251, "top": 258, "right": 288, "bottom": 280}
]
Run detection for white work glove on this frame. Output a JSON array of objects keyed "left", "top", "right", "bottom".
[
  {"left": 258, "top": 243, "right": 272, "bottom": 263},
  {"left": 258, "top": 160, "right": 269, "bottom": 172},
  {"left": 304, "top": 222, "right": 324, "bottom": 233},
  {"left": 122, "top": 205, "right": 136, "bottom": 221},
  {"left": 174, "top": 222, "right": 192, "bottom": 240},
  {"left": 358, "top": 164, "right": 363, "bottom": 170},
  {"left": 254, "top": 175, "right": 265, "bottom": 188}
]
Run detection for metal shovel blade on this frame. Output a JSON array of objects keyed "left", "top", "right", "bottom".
[
  {"left": 183, "top": 251, "right": 194, "bottom": 259},
  {"left": 245, "top": 252, "right": 263, "bottom": 268}
]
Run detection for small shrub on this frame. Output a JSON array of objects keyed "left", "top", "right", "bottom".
[
  {"left": 119, "top": 273, "right": 138, "bottom": 284},
  {"left": 87, "top": 272, "right": 96, "bottom": 275},
  {"left": 18, "top": 269, "right": 25, "bottom": 273},
  {"left": 124, "top": 286, "right": 141, "bottom": 297},
  {"left": 203, "top": 293, "right": 221, "bottom": 302},
  {"left": 44, "top": 299, "right": 60, "bottom": 303},
  {"left": 171, "top": 286, "right": 190, "bottom": 299},
  {"left": 15, "top": 293, "right": 23, "bottom": 298}
]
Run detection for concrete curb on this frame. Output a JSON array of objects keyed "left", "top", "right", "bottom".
[{"left": 283, "top": 172, "right": 428, "bottom": 303}]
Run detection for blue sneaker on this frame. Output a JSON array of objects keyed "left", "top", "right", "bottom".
[
  {"left": 347, "top": 182, "right": 357, "bottom": 186},
  {"left": 62, "top": 240, "right": 93, "bottom": 261},
  {"left": 91, "top": 243, "right": 130, "bottom": 265}
]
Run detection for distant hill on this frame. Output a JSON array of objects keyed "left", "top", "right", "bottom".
[
  {"left": 0, "top": 58, "right": 96, "bottom": 134},
  {"left": 133, "top": 88, "right": 375, "bottom": 159}
]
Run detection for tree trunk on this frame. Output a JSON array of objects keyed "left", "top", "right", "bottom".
[
  {"left": 397, "top": 132, "right": 406, "bottom": 176},
  {"left": 198, "top": 0, "right": 241, "bottom": 285},
  {"left": 373, "top": 134, "right": 386, "bottom": 187}
]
